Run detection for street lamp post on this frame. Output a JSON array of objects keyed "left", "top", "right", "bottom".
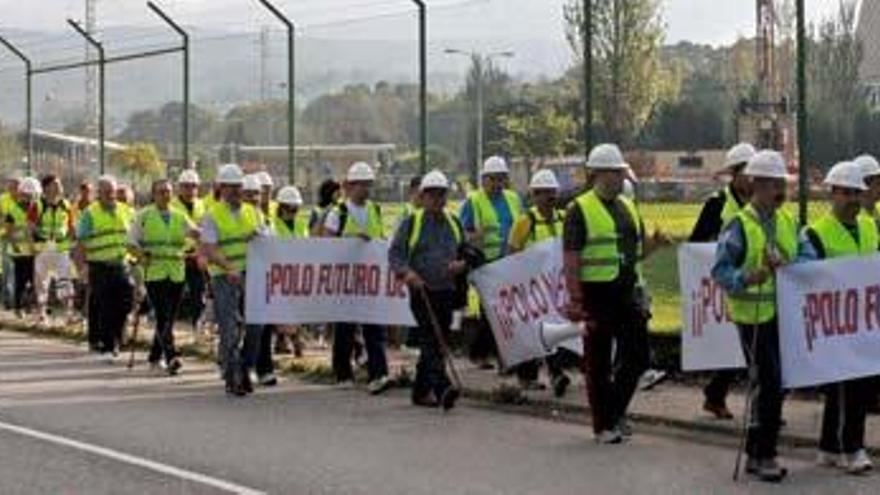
[
  {"left": 0, "top": 36, "right": 32, "bottom": 174},
  {"left": 444, "top": 49, "right": 514, "bottom": 185}
]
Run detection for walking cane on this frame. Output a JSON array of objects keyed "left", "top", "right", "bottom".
[
  {"left": 127, "top": 256, "right": 151, "bottom": 370},
  {"left": 418, "top": 285, "right": 463, "bottom": 390}
]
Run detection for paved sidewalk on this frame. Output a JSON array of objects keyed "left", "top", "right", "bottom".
[{"left": 5, "top": 312, "right": 879, "bottom": 452}]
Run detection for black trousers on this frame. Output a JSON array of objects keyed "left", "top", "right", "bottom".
[
  {"left": 183, "top": 259, "right": 206, "bottom": 326},
  {"left": 469, "top": 311, "right": 498, "bottom": 363},
  {"left": 145, "top": 279, "right": 184, "bottom": 364},
  {"left": 819, "top": 378, "right": 873, "bottom": 454},
  {"left": 704, "top": 369, "right": 739, "bottom": 407},
  {"left": 256, "top": 324, "right": 276, "bottom": 377},
  {"left": 12, "top": 256, "right": 34, "bottom": 310},
  {"left": 332, "top": 323, "right": 388, "bottom": 382},
  {"left": 582, "top": 284, "right": 650, "bottom": 434},
  {"left": 737, "top": 319, "right": 783, "bottom": 460},
  {"left": 87, "top": 263, "right": 133, "bottom": 353},
  {"left": 514, "top": 353, "right": 570, "bottom": 382},
  {"left": 410, "top": 289, "right": 454, "bottom": 400}
]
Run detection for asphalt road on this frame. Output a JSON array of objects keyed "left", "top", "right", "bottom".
[{"left": 1, "top": 329, "right": 879, "bottom": 495}]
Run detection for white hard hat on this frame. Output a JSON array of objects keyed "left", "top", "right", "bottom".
[
  {"left": 178, "top": 169, "right": 200, "bottom": 185},
  {"left": 256, "top": 171, "right": 274, "bottom": 188},
  {"left": 587, "top": 143, "right": 627, "bottom": 170},
  {"left": 854, "top": 154, "right": 880, "bottom": 179},
  {"left": 419, "top": 169, "right": 449, "bottom": 190},
  {"left": 529, "top": 169, "right": 560, "bottom": 190},
  {"left": 725, "top": 142, "right": 757, "bottom": 169},
  {"left": 18, "top": 177, "right": 41, "bottom": 196},
  {"left": 242, "top": 174, "right": 261, "bottom": 192},
  {"left": 216, "top": 163, "right": 244, "bottom": 186},
  {"left": 276, "top": 185, "right": 303, "bottom": 206},
  {"left": 743, "top": 150, "right": 789, "bottom": 179},
  {"left": 824, "top": 161, "right": 867, "bottom": 191},
  {"left": 347, "top": 161, "right": 376, "bottom": 182},
  {"left": 481, "top": 156, "right": 510, "bottom": 176}
]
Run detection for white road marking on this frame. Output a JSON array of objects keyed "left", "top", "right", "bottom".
[{"left": 0, "top": 419, "right": 265, "bottom": 495}]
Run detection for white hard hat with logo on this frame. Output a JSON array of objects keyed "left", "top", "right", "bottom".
[
  {"left": 824, "top": 161, "right": 867, "bottom": 191},
  {"left": 481, "top": 156, "right": 510, "bottom": 176},
  {"left": 243, "top": 174, "right": 262, "bottom": 192},
  {"left": 276, "top": 185, "right": 303, "bottom": 206},
  {"left": 420, "top": 169, "right": 449, "bottom": 190},
  {"left": 529, "top": 169, "right": 560, "bottom": 190},
  {"left": 587, "top": 143, "right": 627, "bottom": 170},
  {"left": 217, "top": 163, "right": 244, "bottom": 185},
  {"left": 725, "top": 143, "right": 757, "bottom": 169},
  {"left": 18, "top": 177, "right": 41, "bottom": 196},
  {"left": 256, "top": 171, "right": 274, "bottom": 188},
  {"left": 854, "top": 154, "right": 880, "bottom": 179},
  {"left": 178, "top": 169, "right": 200, "bottom": 185},
  {"left": 347, "top": 162, "right": 376, "bottom": 182},
  {"left": 743, "top": 150, "right": 789, "bottom": 179}
]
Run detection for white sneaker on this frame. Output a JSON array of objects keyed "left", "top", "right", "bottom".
[
  {"left": 816, "top": 450, "right": 847, "bottom": 468},
  {"left": 594, "top": 429, "right": 623, "bottom": 444},
  {"left": 335, "top": 379, "right": 355, "bottom": 390},
  {"left": 367, "top": 376, "right": 391, "bottom": 395},
  {"left": 848, "top": 449, "right": 874, "bottom": 474}
]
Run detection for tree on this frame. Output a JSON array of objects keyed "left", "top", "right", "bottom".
[
  {"left": 564, "top": 0, "right": 674, "bottom": 145},
  {"left": 112, "top": 142, "right": 165, "bottom": 188},
  {"left": 0, "top": 121, "right": 23, "bottom": 173}
]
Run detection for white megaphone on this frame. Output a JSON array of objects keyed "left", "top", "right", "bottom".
[{"left": 539, "top": 321, "right": 586, "bottom": 352}]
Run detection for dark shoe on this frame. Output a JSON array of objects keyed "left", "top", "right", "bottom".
[
  {"left": 241, "top": 369, "right": 254, "bottom": 394},
  {"left": 167, "top": 358, "right": 182, "bottom": 376},
  {"left": 552, "top": 374, "right": 571, "bottom": 398},
  {"left": 703, "top": 401, "right": 734, "bottom": 420},
  {"left": 440, "top": 387, "right": 460, "bottom": 411},
  {"left": 412, "top": 393, "right": 439, "bottom": 408}
]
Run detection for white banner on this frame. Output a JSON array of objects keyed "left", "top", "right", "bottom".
[
  {"left": 469, "top": 239, "right": 581, "bottom": 369},
  {"left": 245, "top": 238, "right": 416, "bottom": 326},
  {"left": 777, "top": 254, "right": 880, "bottom": 388},
  {"left": 678, "top": 243, "right": 746, "bottom": 371}
]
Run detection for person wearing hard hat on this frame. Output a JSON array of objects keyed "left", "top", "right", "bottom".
[
  {"left": 507, "top": 169, "right": 574, "bottom": 396},
  {"left": 255, "top": 171, "right": 278, "bottom": 220},
  {"left": 563, "top": 144, "right": 651, "bottom": 445},
  {"left": 309, "top": 179, "right": 341, "bottom": 237},
  {"left": 711, "top": 150, "right": 796, "bottom": 482},
  {"left": 855, "top": 154, "right": 880, "bottom": 224},
  {"left": 389, "top": 169, "right": 466, "bottom": 410},
  {"left": 199, "top": 164, "right": 266, "bottom": 395},
  {"left": 798, "top": 161, "right": 877, "bottom": 475},
  {"left": 398, "top": 175, "right": 423, "bottom": 225},
  {"left": 0, "top": 175, "right": 21, "bottom": 309},
  {"left": 4, "top": 177, "right": 41, "bottom": 316},
  {"left": 323, "top": 161, "right": 391, "bottom": 394},
  {"left": 691, "top": 142, "right": 756, "bottom": 420},
  {"left": 458, "top": 155, "right": 524, "bottom": 369},
  {"left": 171, "top": 169, "right": 209, "bottom": 332},
  {"left": 128, "top": 178, "right": 199, "bottom": 376},
  {"left": 32, "top": 175, "right": 75, "bottom": 323},
  {"left": 74, "top": 174, "right": 136, "bottom": 360}
]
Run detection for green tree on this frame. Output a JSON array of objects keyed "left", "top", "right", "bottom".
[{"left": 112, "top": 142, "right": 165, "bottom": 187}]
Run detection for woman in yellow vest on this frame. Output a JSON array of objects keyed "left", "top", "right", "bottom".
[
  {"left": 563, "top": 144, "right": 652, "bottom": 446},
  {"left": 711, "top": 150, "right": 797, "bottom": 482},
  {"left": 32, "top": 175, "right": 75, "bottom": 323},
  {"left": 322, "top": 162, "right": 391, "bottom": 394},
  {"left": 508, "top": 169, "right": 573, "bottom": 397},
  {"left": 200, "top": 164, "right": 265, "bottom": 396},
  {"left": 129, "top": 179, "right": 199, "bottom": 376},
  {"left": 75, "top": 175, "right": 136, "bottom": 359},
  {"left": 4, "top": 177, "right": 41, "bottom": 315},
  {"left": 799, "top": 162, "right": 878, "bottom": 474}
]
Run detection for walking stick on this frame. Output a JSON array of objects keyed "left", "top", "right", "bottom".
[
  {"left": 128, "top": 257, "right": 151, "bottom": 370},
  {"left": 418, "top": 285, "right": 463, "bottom": 390}
]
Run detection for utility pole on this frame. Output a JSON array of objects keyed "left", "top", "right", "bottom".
[
  {"left": 583, "top": 0, "right": 592, "bottom": 157},
  {"left": 412, "top": 0, "right": 427, "bottom": 175},
  {"left": 69, "top": 19, "right": 105, "bottom": 175},
  {"left": 85, "top": 0, "right": 98, "bottom": 168}
]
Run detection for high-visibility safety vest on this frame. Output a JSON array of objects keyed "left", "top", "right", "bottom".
[
  {"left": 208, "top": 201, "right": 260, "bottom": 276},
  {"left": 524, "top": 206, "right": 563, "bottom": 248},
  {"left": 171, "top": 197, "right": 206, "bottom": 254},
  {"left": 575, "top": 190, "right": 643, "bottom": 283},
  {"left": 271, "top": 215, "right": 309, "bottom": 240},
  {"left": 7, "top": 201, "right": 37, "bottom": 257},
  {"left": 138, "top": 205, "right": 190, "bottom": 283},
  {"left": 81, "top": 202, "right": 134, "bottom": 263},
  {"left": 719, "top": 186, "right": 744, "bottom": 227},
  {"left": 809, "top": 212, "right": 879, "bottom": 259},
  {"left": 725, "top": 204, "right": 798, "bottom": 325},
  {"left": 0, "top": 192, "right": 15, "bottom": 218},
  {"left": 407, "top": 209, "right": 462, "bottom": 253},
  {"left": 36, "top": 199, "right": 72, "bottom": 252},
  {"left": 468, "top": 189, "right": 522, "bottom": 260},
  {"left": 332, "top": 200, "right": 384, "bottom": 239}
]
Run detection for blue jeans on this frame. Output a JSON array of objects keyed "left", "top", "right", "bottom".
[{"left": 211, "top": 275, "right": 263, "bottom": 380}]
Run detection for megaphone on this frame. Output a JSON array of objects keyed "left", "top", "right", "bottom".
[{"left": 539, "top": 321, "right": 585, "bottom": 352}]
